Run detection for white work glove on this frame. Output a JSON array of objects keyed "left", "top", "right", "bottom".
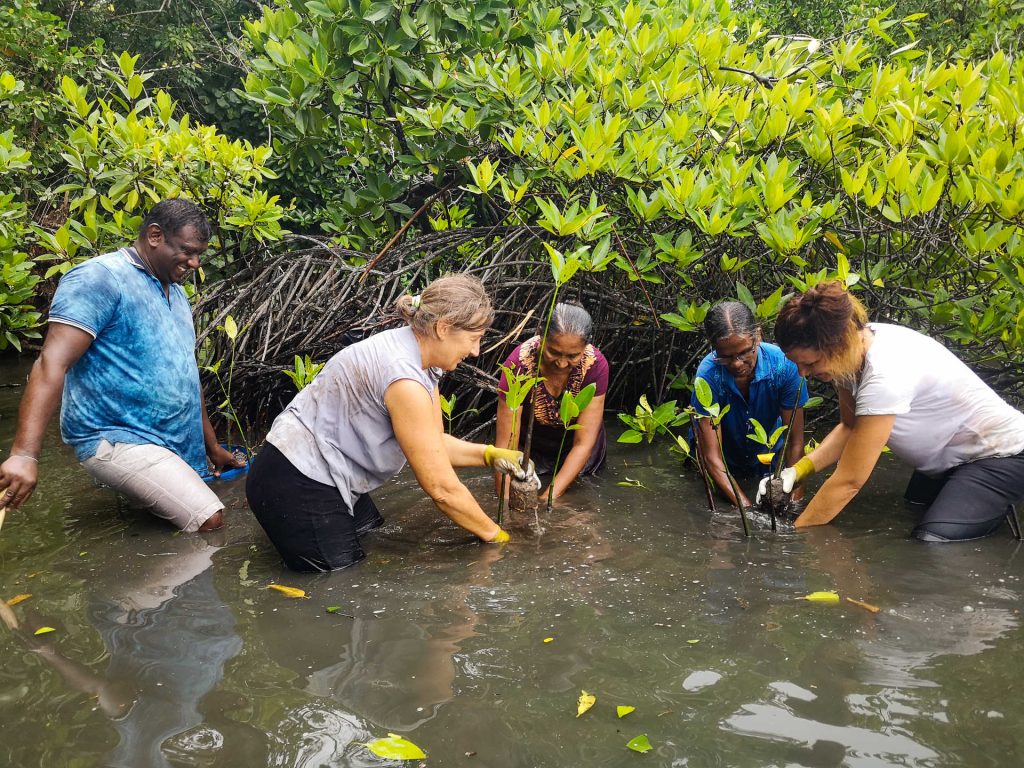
[
  {"left": 756, "top": 467, "right": 798, "bottom": 505},
  {"left": 756, "top": 457, "right": 815, "bottom": 504}
]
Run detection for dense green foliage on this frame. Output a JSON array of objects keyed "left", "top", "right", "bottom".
[
  {"left": 2, "top": 0, "right": 1023, "bottom": 403},
  {"left": 0, "top": 0, "right": 287, "bottom": 348}
]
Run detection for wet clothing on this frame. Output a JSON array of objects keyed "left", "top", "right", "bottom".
[
  {"left": 82, "top": 440, "right": 223, "bottom": 533},
  {"left": 691, "top": 342, "right": 807, "bottom": 476},
  {"left": 49, "top": 247, "right": 207, "bottom": 473},
  {"left": 498, "top": 336, "right": 609, "bottom": 475},
  {"left": 851, "top": 323, "right": 1024, "bottom": 541},
  {"left": 250, "top": 326, "right": 438, "bottom": 570},
  {"left": 904, "top": 454, "right": 1024, "bottom": 541},
  {"left": 247, "top": 443, "right": 383, "bottom": 571}
]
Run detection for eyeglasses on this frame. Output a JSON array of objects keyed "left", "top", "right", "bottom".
[{"left": 712, "top": 344, "right": 757, "bottom": 365}]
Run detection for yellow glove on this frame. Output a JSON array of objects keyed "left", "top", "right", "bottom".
[
  {"left": 488, "top": 527, "right": 510, "bottom": 543},
  {"left": 484, "top": 445, "right": 541, "bottom": 490},
  {"left": 483, "top": 445, "right": 522, "bottom": 470}
]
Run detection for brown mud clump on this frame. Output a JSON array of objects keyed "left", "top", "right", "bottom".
[
  {"left": 758, "top": 477, "right": 796, "bottom": 521},
  {"left": 508, "top": 477, "right": 540, "bottom": 516}
]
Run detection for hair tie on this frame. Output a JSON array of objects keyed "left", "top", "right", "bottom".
[{"left": 410, "top": 294, "right": 421, "bottom": 311}]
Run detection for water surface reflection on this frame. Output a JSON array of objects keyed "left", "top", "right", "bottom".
[{"left": 1, "top": 357, "right": 1023, "bottom": 766}]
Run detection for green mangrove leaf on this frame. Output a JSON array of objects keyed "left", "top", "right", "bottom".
[
  {"left": 363, "top": 734, "right": 426, "bottom": 760},
  {"left": 618, "top": 429, "right": 643, "bottom": 444},
  {"left": 694, "top": 377, "right": 713, "bottom": 409},
  {"left": 627, "top": 734, "right": 653, "bottom": 753}
]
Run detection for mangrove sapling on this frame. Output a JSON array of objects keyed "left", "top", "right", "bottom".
[
  {"left": 496, "top": 364, "right": 542, "bottom": 524},
  {"left": 439, "top": 393, "right": 479, "bottom": 435},
  {"left": 749, "top": 378, "right": 808, "bottom": 527},
  {"left": 547, "top": 383, "right": 597, "bottom": 511},
  {"left": 693, "top": 377, "right": 751, "bottom": 537},
  {"left": 617, "top": 396, "right": 716, "bottom": 507},
  {"left": 745, "top": 417, "right": 789, "bottom": 530},
  {"left": 202, "top": 315, "right": 255, "bottom": 461},
  {"left": 282, "top": 354, "right": 324, "bottom": 391},
  {"left": 512, "top": 242, "right": 586, "bottom": 514}
]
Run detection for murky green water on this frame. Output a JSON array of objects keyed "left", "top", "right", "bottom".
[{"left": 1, "top": 359, "right": 1022, "bottom": 767}]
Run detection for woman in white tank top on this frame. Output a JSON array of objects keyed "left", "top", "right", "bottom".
[{"left": 758, "top": 281, "right": 1024, "bottom": 542}]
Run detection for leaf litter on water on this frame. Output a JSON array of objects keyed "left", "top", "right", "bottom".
[
  {"left": 267, "top": 584, "right": 309, "bottom": 599},
  {"left": 363, "top": 733, "right": 426, "bottom": 760},
  {"left": 627, "top": 734, "right": 653, "bottom": 753},
  {"left": 576, "top": 690, "right": 596, "bottom": 717},
  {"left": 617, "top": 705, "right": 636, "bottom": 718}
]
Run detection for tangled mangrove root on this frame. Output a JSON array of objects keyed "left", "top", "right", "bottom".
[{"left": 194, "top": 227, "right": 695, "bottom": 436}]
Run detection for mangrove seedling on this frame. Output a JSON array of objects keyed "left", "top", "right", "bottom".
[
  {"left": 693, "top": 376, "right": 750, "bottom": 537},
  {"left": 746, "top": 416, "right": 789, "bottom": 530},
  {"left": 547, "top": 382, "right": 597, "bottom": 510},
  {"left": 513, "top": 241, "right": 587, "bottom": 512},
  {"left": 617, "top": 395, "right": 716, "bottom": 510},
  {"left": 202, "top": 314, "right": 255, "bottom": 459},
  {"left": 497, "top": 363, "right": 542, "bottom": 523},
  {"left": 282, "top": 354, "right": 324, "bottom": 391},
  {"left": 439, "top": 393, "right": 478, "bottom": 435}
]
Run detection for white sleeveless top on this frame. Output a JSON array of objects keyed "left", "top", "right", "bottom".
[{"left": 266, "top": 326, "right": 441, "bottom": 512}]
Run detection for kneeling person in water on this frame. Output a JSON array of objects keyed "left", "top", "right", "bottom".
[{"left": 246, "top": 274, "right": 539, "bottom": 571}]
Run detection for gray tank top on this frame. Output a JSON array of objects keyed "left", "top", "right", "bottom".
[{"left": 266, "top": 326, "right": 441, "bottom": 512}]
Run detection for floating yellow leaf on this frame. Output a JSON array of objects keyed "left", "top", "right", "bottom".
[
  {"left": 543, "top": 637, "right": 554, "bottom": 643},
  {"left": 845, "top": 597, "right": 881, "bottom": 613},
  {"left": 803, "top": 591, "right": 840, "bottom": 604},
  {"left": 6, "top": 594, "right": 31, "bottom": 606},
  {"left": 267, "top": 584, "right": 309, "bottom": 599},
  {"left": 363, "top": 733, "right": 426, "bottom": 760},
  {"left": 757, "top": 453, "right": 775, "bottom": 465},
  {"left": 34, "top": 627, "right": 56, "bottom": 636},
  {"left": 687, "top": 639, "right": 700, "bottom": 644},
  {"left": 617, "top": 705, "right": 636, "bottom": 718},
  {"left": 576, "top": 690, "right": 596, "bottom": 717}
]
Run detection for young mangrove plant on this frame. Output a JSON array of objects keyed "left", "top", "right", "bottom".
[
  {"left": 497, "top": 363, "right": 542, "bottom": 523},
  {"left": 547, "top": 382, "right": 597, "bottom": 510},
  {"left": 693, "top": 377, "right": 750, "bottom": 537},
  {"left": 746, "top": 416, "right": 790, "bottom": 531},
  {"left": 439, "top": 392, "right": 480, "bottom": 435},
  {"left": 282, "top": 354, "right": 324, "bottom": 391},
  {"left": 617, "top": 395, "right": 717, "bottom": 511},
  {"left": 202, "top": 314, "right": 255, "bottom": 460},
  {"left": 512, "top": 240, "right": 588, "bottom": 513}
]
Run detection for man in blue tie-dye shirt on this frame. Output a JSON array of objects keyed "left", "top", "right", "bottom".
[{"left": 0, "top": 199, "right": 244, "bottom": 531}]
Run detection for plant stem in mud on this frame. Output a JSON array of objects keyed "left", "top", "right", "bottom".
[
  {"left": 547, "top": 430, "right": 571, "bottom": 511},
  {"left": 693, "top": 438, "right": 717, "bottom": 513},
  {"left": 775, "top": 377, "right": 805, "bottom": 480},
  {"left": 714, "top": 423, "right": 750, "bottom": 537},
  {"left": 520, "top": 283, "right": 562, "bottom": 474}
]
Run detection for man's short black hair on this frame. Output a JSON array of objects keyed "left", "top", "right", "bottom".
[{"left": 139, "top": 198, "right": 212, "bottom": 242}]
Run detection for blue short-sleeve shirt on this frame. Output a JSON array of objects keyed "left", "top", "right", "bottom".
[
  {"left": 690, "top": 342, "right": 808, "bottom": 475},
  {"left": 49, "top": 248, "right": 207, "bottom": 472}
]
